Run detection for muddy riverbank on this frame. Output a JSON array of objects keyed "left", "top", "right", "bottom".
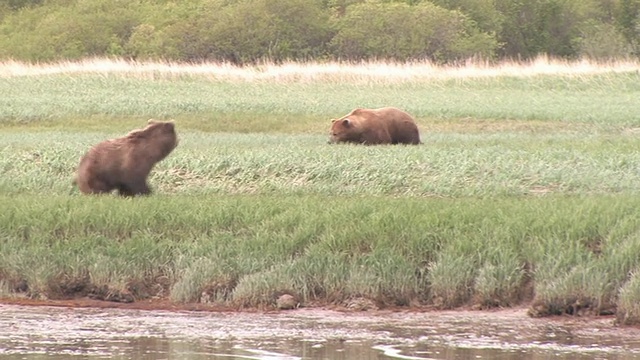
[
  {"left": 2, "top": 300, "right": 640, "bottom": 360},
  {"left": 0, "top": 295, "right": 632, "bottom": 322}
]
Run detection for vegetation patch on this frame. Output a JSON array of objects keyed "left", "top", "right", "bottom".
[
  {"left": 1, "top": 194, "right": 640, "bottom": 318},
  {"left": 1, "top": 60, "right": 640, "bottom": 325}
]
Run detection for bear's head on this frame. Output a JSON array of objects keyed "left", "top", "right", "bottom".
[
  {"left": 127, "top": 119, "right": 178, "bottom": 160},
  {"left": 328, "top": 117, "right": 360, "bottom": 144}
]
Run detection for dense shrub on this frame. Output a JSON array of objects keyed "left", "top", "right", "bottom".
[
  {"left": 0, "top": 0, "right": 639, "bottom": 63},
  {"left": 206, "top": 0, "right": 332, "bottom": 63},
  {"left": 0, "top": 0, "right": 141, "bottom": 60},
  {"left": 431, "top": 0, "right": 504, "bottom": 34},
  {"left": 329, "top": 1, "right": 498, "bottom": 62},
  {"left": 578, "top": 21, "right": 632, "bottom": 60}
]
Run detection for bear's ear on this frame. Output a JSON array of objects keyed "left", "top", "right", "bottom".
[
  {"left": 331, "top": 118, "right": 336, "bottom": 123},
  {"left": 148, "top": 119, "right": 158, "bottom": 124},
  {"left": 342, "top": 118, "right": 350, "bottom": 127}
]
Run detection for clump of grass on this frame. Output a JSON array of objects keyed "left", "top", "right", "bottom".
[
  {"left": 170, "top": 257, "right": 238, "bottom": 304},
  {"left": 230, "top": 249, "right": 424, "bottom": 308},
  {"left": 230, "top": 263, "right": 298, "bottom": 308},
  {"left": 427, "top": 251, "right": 478, "bottom": 309},
  {"left": 616, "top": 271, "right": 640, "bottom": 325},
  {"left": 529, "top": 216, "right": 640, "bottom": 318},
  {"left": 474, "top": 248, "right": 527, "bottom": 308},
  {"left": 530, "top": 264, "right": 598, "bottom": 317},
  {"left": 229, "top": 249, "right": 357, "bottom": 308},
  {"left": 347, "top": 251, "right": 425, "bottom": 306},
  {"left": 0, "top": 280, "right": 12, "bottom": 298}
]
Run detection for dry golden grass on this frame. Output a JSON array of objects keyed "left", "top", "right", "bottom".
[{"left": 1, "top": 56, "right": 639, "bottom": 82}]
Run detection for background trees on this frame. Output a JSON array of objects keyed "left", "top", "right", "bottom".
[
  {"left": 0, "top": 0, "right": 638, "bottom": 63},
  {"left": 330, "top": 1, "right": 498, "bottom": 61}
]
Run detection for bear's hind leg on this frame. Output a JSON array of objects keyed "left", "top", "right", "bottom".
[
  {"left": 117, "top": 185, "right": 134, "bottom": 197},
  {"left": 118, "top": 181, "right": 151, "bottom": 197}
]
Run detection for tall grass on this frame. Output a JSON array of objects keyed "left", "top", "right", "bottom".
[
  {"left": 1, "top": 59, "right": 640, "bottom": 323},
  {"left": 1, "top": 195, "right": 639, "bottom": 315},
  {"left": 1, "top": 58, "right": 640, "bottom": 130},
  {"left": 2, "top": 56, "right": 638, "bottom": 80},
  {"left": 2, "top": 131, "right": 640, "bottom": 198}
]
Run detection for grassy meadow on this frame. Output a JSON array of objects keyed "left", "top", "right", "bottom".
[{"left": 1, "top": 58, "right": 640, "bottom": 324}]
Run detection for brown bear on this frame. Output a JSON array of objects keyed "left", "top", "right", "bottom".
[
  {"left": 328, "top": 107, "right": 421, "bottom": 145},
  {"left": 73, "top": 119, "right": 178, "bottom": 196}
]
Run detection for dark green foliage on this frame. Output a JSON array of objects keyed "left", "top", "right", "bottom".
[
  {"left": 329, "top": 1, "right": 498, "bottom": 62},
  {"left": 616, "top": 0, "right": 640, "bottom": 55},
  {"left": 0, "top": 0, "right": 142, "bottom": 60},
  {"left": 203, "top": 0, "right": 332, "bottom": 63},
  {"left": 495, "top": 0, "right": 568, "bottom": 59},
  {"left": 0, "top": 0, "right": 638, "bottom": 63},
  {"left": 578, "top": 21, "right": 632, "bottom": 59},
  {"left": 430, "top": 0, "right": 504, "bottom": 34}
]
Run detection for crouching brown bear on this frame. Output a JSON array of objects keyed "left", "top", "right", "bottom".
[
  {"left": 328, "top": 107, "right": 421, "bottom": 145},
  {"left": 73, "top": 119, "right": 178, "bottom": 197}
]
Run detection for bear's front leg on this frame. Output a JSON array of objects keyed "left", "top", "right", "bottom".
[{"left": 84, "top": 178, "right": 114, "bottom": 195}]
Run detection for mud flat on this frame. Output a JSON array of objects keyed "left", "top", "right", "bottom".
[{"left": 1, "top": 302, "right": 640, "bottom": 360}]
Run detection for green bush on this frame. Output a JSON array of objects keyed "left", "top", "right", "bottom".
[
  {"left": 329, "top": 1, "right": 498, "bottom": 62},
  {"left": 125, "top": 24, "right": 164, "bottom": 60},
  {"left": 1, "top": 0, "right": 639, "bottom": 63},
  {"left": 431, "top": 0, "right": 504, "bottom": 34},
  {"left": 151, "top": 0, "right": 333, "bottom": 63},
  {"left": 0, "top": 0, "right": 140, "bottom": 60},
  {"left": 578, "top": 21, "right": 632, "bottom": 60},
  {"left": 208, "top": 0, "right": 332, "bottom": 63}
]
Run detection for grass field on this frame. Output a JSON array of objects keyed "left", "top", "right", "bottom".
[{"left": 1, "top": 57, "right": 640, "bottom": 324}]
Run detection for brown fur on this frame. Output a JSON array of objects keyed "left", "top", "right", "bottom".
[
  {"left": 328, "top": 107, "right": 421, "bottom": 145},
  {"left": 74, "top": 119, "right": 178, "bottom": 196}
]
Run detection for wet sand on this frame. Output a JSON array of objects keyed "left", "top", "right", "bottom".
[
  {"left": 3, "top": 297, "right": 640, "bottom": 359},
  {"left": 0, "top": 295, "right": 631, "bottom": 323}
]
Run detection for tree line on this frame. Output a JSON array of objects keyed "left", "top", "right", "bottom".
[{"left": 0, "top": 0, "right": 639, "bottom": 64}]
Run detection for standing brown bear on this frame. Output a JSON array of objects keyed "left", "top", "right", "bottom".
[
  {"left": 328, "top": 107, "right": 421, "bottom": 145},
  {"left": 74, "top": 119, "right": 178, "bottom": 196}
]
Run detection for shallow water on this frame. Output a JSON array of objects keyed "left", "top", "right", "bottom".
[{"left": 1, "top": 305, "right": 640, "bottom": 359}]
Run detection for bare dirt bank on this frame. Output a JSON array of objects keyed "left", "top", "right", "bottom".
[
  {"left": 0, "top": 294, "right": 630, "bottom": 329},
  {"left": 0, "top": 296, "right": 238, "bottom": 313}
]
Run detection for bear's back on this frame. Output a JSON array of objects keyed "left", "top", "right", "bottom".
[{"left": 370, "top": 107, "right": 420, "bottom": 144}]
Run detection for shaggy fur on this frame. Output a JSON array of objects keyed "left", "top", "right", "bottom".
[
  {"left": 74, "top": 119, "right": 178, "bottom": 196},
  {"left": 328, "top": 107, "right": 421, "bottom": 145}
]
